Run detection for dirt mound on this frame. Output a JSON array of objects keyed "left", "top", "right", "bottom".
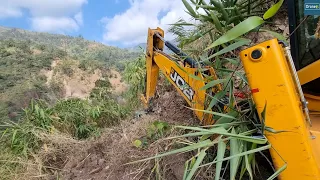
[
  {"left": 151, "top": 90, "right": 198, "bottom": 126},
  {"left": 41, "top": 115, "right": 191, "bottom": 180},
  {"left": 31, "top": 89, "right": 200, "bottom": 180},
  {"left": 41, "top": 60, "right": 127, "bottom": 99}
]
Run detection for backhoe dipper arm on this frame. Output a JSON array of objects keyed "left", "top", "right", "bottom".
[
  {"left": 141, "top": 27, "right": 221, "bottom": 125},
  {"left": 240, "top": 39, "right": 320, "bottom": 179}
]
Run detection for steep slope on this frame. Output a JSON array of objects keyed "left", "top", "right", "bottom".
[
  {"left": 41, "top": 59, "right": 127, "bottom": 99},
  {"left": 0, "top": 26, "right": 138, "bottom": 123}
]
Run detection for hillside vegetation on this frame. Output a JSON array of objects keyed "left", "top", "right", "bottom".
[
  {"left": 0, "top": 26, "right": 139, "bottom": 123},
  {"left": 0, "top": 26, "right": 139, "bottom": 68}
]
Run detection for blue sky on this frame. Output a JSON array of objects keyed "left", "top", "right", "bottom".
[{"left": 0, "top": 0, "right": 191, "bottom": 47}]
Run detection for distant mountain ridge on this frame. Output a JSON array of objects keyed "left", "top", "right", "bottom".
[{"left": 0, "top": 26, "right": 140, "bottom": 63}]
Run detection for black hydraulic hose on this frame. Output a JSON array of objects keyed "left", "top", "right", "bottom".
[
  {"left": 155, "top": 33, "right": 197, "bottom": 68},
  {"left": 164, "top": 41, "right": 197, "bottom": 68}
]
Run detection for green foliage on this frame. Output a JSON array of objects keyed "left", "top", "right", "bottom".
[
  {"left": 134, "top": 121, "right": 170, "bottom": 149},
  {"left": 23, "top": 100, "right": 53, "bottom": 130},
  {"left": 169, "top": 0, "right": 284, "bottom": 57},
  {"left": 133, "top": 139, "right": 143, "bottom": 148},
  {"left": 0, "top": 39, "right": 68, "bottom": 123},
  {"left": 123, "top": 54, "right": 146, "bottom": 108},
  {"left": 136, "top": 0, "right": 286, "bottom": 179},
  {"left": 78, "top": 59, "right": 104, "bottom": 72},
  {"left": 147, "top": 121, "right": 170, "bottom": 140},
  {"left": 0, "top": 121, "right": 44, "bottom": 157},
  {"left": 0, "top": 26, "right": 139, "bottom": 67},
  {"left": 0, "top": 78, "right": 127, "bottom": 158},
  {"left": 52, "top": 98, "right": 100, "bottom": 139},
  {"left": 263, "top": 0, "right": 284, "bottom": 20},
  {"left": 0, "top": 26, "right": 138, "bottom": 123}
]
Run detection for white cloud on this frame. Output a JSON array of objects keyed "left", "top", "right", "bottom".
[
  {"left": 3, "top": 0, "right": 87, "bottom": 16},
  {"left": 0, "top": 6, "right": 22, "bottom": 19},
  {"left": 31, "top": 17, "right": 79, "bottom": 33},
  {"left": 102, "top": 0, "right": 193, "bottom": 46},
  {"left": 0, "top": 0, "right": 87, "bottom": 33},
  {"left": 74, "top": 12, "right": 83, "bottom": 26}
]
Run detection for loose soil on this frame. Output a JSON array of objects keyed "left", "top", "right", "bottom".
[{"left": 34, "top": 90, "right": 200, "bottom": 180}]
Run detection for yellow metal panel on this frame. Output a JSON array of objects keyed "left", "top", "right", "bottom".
[
  {"left": 153, "top": 53, "right": 218, "bottom": 125},
  {"left": 240, "top": 39, "right": 320, "bottom": 180},
  {"left": 305, "top": 94, "right": 320, "bottom": 112},
  {"left": 298, "top": 60, "right": 320, "bottom": 85},
  {"left": 142, "top": 28, "right": 164, "bottom": 106},
  {"left": 296, "top": 60, "right": 320, "bottom": 111}
]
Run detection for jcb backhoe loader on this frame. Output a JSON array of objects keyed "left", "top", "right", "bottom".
[{"left": 141, "top": 2, "right": 320, "bottom": 179}]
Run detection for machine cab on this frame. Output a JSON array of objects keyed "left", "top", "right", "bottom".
[{"left": 289, "top": 0, "right": 320, "bottom": 111}]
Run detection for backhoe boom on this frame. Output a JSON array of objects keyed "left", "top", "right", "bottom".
[{"left": 141, "top": 27, "right": 221, "bottom": 125}]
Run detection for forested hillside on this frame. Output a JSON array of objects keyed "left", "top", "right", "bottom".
[
  {"left": 0, "top": 26, "right": 139, "bottom": 123},
  {"left": 0, "top": 26, "right": 139, "bottom": 67}
]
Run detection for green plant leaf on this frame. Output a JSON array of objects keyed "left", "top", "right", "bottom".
[
  {"left": 210, "top": 0, "right": 228, "bottom": 21},
  {"left": 40, "top": 109, "right": 45, "bottom": 119},
  {"left": 206, "top": 38, "right": 251, "bottom": 54},
  {"left": 263, "top": 0, "right": 284, "bottom": 20},
  {"left": 127, "top": 139, "right": 213, "bottom": 164},
  {"left": 245, "top": 153, "right": 254, "bottom": 180},
  {"left": 223, "top": 58, "right": 240, "bottom": 65},
  {"left": 267, "top": 163, "right": 287, "bottom": 180},
  {"left": 230, "top": 129, "right": 241, "bottom": 180},
  {"left": 195, "top": 4, "right": 215, "bottom": 10},
  {"left": 206, "top": 90, "right": 226, "bottom": 110},
  {"left": 183, "top": 161, "right": 190, "bottom": 180},
  {"left": 207, "top": 16, "right": 264, "bottom": 48},
  {"left": 188, "top": 73, "right": 204, "bottom": 81},
  {"left": 169, "top": 22, "right": 195, "bottom": 26},
  {"left": 133, "top": 139, "right": 142, "bottom": 148},
  {"left": 11, "top": 129, "right": 17, "bottom": 146},
  {"left": 186, "top": 107, "right": 237, "bottom": 120},
  {"left": 175, "top": 126, "right": 267, "bottom": 144},
  {"left": 169, "top": 131, "right": 219, "bottom": 139},
  {"left": 199, "top": 144, "right": 271, "bottom": 167},
  {"left": 156, "top": 123, "right": 164, "bottom": 131},
  {"left": 264, "top": 127, "right": 288, "bottom": 134},
  {"left": 235, "top": 71, "right": 248, "bottom": 84},
  {"left": 215, "top": 110, "right": 239, "bottom": 124},
  {"left": 260, "top": 29, "right": 287, "bottom": 43},
  {"left": 200, "top": 134, "right": 212, "bottom": 141},
  {"left": 215, "top": 139, "right": 226, "bottom": 180},
  {"left": 261, "top": 101, "right": 267, "bottom": 134},
  {"left": 182, "top": 0, "right": 198, "bottom": 18},
  {"left": 186, "top": 149, "right": 207, "bottom": 180},
  {"left": 209, "top": 11, "right": 223, "bottom": 32},
  {"left": 200, "top": 79, "right": 226, "bottom": 91},
  {"left": 228, "top": 78, "right": 235, "bottom": 108}
]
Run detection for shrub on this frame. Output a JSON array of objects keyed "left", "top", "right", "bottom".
[{"left": 123, "top": 54, "right": 146, "bottom": 108}]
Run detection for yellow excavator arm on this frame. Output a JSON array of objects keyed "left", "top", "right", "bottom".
[
  {"left": 142, "top": 27, "right": 320, "bottom": 179},
  {"left": 240, "top": 39, "right": 320, "bottom": 179},
  {"left": 141, "top": 27, "right": 222, "bottom": 125}
]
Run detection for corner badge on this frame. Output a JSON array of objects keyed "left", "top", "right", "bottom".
[{"left": 305, "top": 0, "right": 320, "bottom": 15}]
